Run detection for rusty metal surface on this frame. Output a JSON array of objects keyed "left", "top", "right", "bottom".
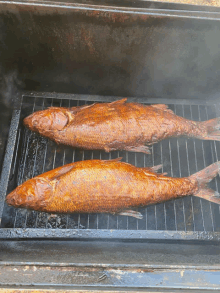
[
  {"left": 0, "top": 290, "right": 174, "bottom": 293},
  {"left": 152, "top": 0, "right": 220, "bottom": 7},
  {"left": 0, "top": 263, "right": 219, "bottom": 289},
  {"left": 1, "top": 1, "right": 220, "bottom": 101},
  {"left": 0, "top": 286, "right": 213, "bottom": 293},
  {"left": 0, "top": 288, "right": 191, "bottom": 293}
]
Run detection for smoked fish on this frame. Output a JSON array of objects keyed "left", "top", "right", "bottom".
[
  {"left": 23, "top": 99, "right": 220, "bottom": 154},
  {"left": 6, "top": 159, "right": 220, "bottom": 218}
]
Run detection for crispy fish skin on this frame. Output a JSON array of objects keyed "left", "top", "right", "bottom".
[
  {"left": 23, "top": 99, "right": 220, "bottom": 154},
  {"left": 6, "top": 159, "right": 220, "bottom": 218}
]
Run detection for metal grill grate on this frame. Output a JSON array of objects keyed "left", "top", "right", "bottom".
[{"left": 1, "top": 93, "right": 220, "bottom": 239}]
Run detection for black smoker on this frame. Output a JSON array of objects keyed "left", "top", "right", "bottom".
[{"left": 0, "top": 0, "right": 220, "bottom": 290}]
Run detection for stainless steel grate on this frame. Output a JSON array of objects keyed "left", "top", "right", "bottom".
[{"left": 1, "top": 94, "right": 220, "bottom": 238}]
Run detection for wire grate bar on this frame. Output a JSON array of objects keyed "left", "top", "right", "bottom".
[
  {"left": 182, "top": 105, "right": 196, "bottom": 232},
  {"left": 151, "top": 145, "right": 158, "bottom": 231},
  {"left": 161, "top": 143, "right": 167, "bottom": 231},
  {"left": 189, "top": 105, "right": 205, "bottom": 232},
  {"left": 198, "top": 105, "right": 215, "bottom": 232},
  {"left": 173, "top": 105, "right": 186, "bottom": 232}
]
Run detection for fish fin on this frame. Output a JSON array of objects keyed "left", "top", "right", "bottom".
[
  {"left": 190, "top": 161, "right": 220, "bottom": 184},
  {"left": 151, "top": 104, "right": 168, "bottom": 110},
  {"left": 48, "top": 107, "right": 67, "bottom": 110},
  {"left": 106, "top": 157, "right": 123, "bottom": 162},
  {"left": 142, "top": 164, "right": 167, "bottom": 175},
  {"left": 147, "top": 164, "right": 163, "bottom": 172},
  {"left": 124, "top": 145, "right": 151, "bottom": 154},
  {"left": 197, "top": 118, "right": 220, "bottom": 141},
  {"left": 42, "top": 164, "right": 75, "bottom": 181},
  {"left": 70, "top": 103, "right": 96, "bottom": 114},
  {"left": 151, "top": 104, "right": 174, "bottom": 113},
  {"left": 104, "top": 146, "right": 117, "bottom": 152},
  {"left": 190, "top": 161, "right": 220, "bottom": 204},
  {"left": 117, "top": 210, "right": 143, "bottom": 219},
  {"left": 110, "top": 98, "right": 127, "bottom": 105},
  {"left": 194, "top": 188, "right": 220, "bottom": 204}
]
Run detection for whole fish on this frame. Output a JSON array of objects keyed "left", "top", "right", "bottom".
[
  {"left": 23, "top": 99, "right": 220, "bottom": 154},
  {"left": 6, "top": 159, "right": 220, "bottom": 218}
]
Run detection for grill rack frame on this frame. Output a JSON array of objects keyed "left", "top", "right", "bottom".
[{"left": 1, "top": 91, "right": 220, "bottom": 241}]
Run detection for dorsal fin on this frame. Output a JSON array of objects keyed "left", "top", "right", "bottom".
[
  {"left": 48, "top": 107, "right": 68, "bottom": 110},
  {"left": 110, "top": 98, "right": 127, "bottom": 105},
  {"left": 70, "top": 103, "right": 96, "bottom": 114},
  {"left": 104, "top": 157, "right": 123, "bottom": 163},
  {"left": 151, "top": 104, "right": 174, "bottom": 114}
]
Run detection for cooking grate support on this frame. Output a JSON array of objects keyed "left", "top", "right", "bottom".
[{"left": 1, "top": 92, "right": 220, "bottom": 240}]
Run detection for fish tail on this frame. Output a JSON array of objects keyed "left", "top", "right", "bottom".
[
  {"left": 190, "top": 161, "right": 220, "bottom": 204},
  {"left": 196, "top": 117, "right": 220, "bottom": 141}
]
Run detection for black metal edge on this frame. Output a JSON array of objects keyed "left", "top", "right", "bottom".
[
  {"left": 0, "top": 95, "right": 22, "bottom": 223},
  {"left": 1, "top": 0, "right": 220, "bottom": 21},
  {"left": 2, "top": 0, "right": 220, "bottom": 15},
  {"left": 0, "top": 228, "right": 220, "bottom": 241},
  {"left": 22, "top": 90, "right": 220, "bottom": 106},
  {"left": 16, "top": 0, "right": 220, "bottom": 13},
  {"left": 1, "top": 261, "right": 220, "bottom": 270}
]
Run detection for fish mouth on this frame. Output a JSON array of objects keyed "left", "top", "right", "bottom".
[
  {"left": 5, "top": 186, "right": 26, "bottom": 208},
  {"left": 23, "top": 113, "right": 49, "bottom": 132},
  {"left": 23, "top": 114, "right": 35, "bottom": 130},
  {"left": 6, "top": 191, "right": 18, "bottom": 207}
]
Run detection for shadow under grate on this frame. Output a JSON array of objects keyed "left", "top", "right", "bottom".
[{"left": 1, "top": 94, "right": 220, "bottom": 238}]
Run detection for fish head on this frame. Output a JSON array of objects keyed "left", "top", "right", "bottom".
[
  {"left": 6, "top": 178, "right": 52, "bottom": 210},
  {"left": 23, "top": 107, "right": 70, "bottom": 135}
]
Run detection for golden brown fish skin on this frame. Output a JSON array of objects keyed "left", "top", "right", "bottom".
[
  {"left": 23, "top": 99, "right": 220, "bottom": 154},
  {"left": 6, "top": 159, "right": 199, "bottom": 214}
]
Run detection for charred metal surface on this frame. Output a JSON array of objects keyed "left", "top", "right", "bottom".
[{"left": 1, "top": 2, "right": 220, "bottom": 100}]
